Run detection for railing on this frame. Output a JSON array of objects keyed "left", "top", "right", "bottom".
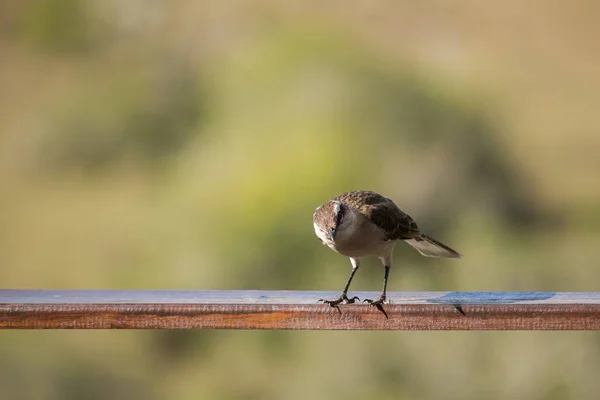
[{"left": 1, "top": 290, "right": 599, "bottom": 330}]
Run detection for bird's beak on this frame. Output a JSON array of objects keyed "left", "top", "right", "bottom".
[{"left": 327, "top": 227, "right": 336, "bottom": 241}]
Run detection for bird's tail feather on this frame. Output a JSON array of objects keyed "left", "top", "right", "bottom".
[{"left": 405, "top": 234, "right": 461, "bottom": 258}]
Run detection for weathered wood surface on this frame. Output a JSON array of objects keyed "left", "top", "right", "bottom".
[{"left": 1, "top": 290, "right": 600, "bottom": 330}]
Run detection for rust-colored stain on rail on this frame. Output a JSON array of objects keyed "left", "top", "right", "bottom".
[{"left": 1, "top": 290, "right": 600, "bottom": 330}]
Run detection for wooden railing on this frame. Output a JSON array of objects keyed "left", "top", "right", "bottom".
[{"left": 1, "top": 290, "right": 599, "bottom": 330}]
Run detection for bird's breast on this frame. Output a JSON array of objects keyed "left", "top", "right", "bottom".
[{"left": 331, "top": 219, "right": 395, "bottom": 258}]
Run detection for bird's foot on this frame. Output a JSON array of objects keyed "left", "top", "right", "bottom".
[
  {"left": 318, "top": 293, "right": 359, "bottom": 307},
  {"left": 363, "top": 296, "right": 391, "bottom": 319},
  {"left": 363, "top": 294, "right": 392, "bottom": 305}
]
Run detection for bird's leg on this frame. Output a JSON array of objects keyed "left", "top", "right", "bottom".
[
  {"left": 364, "top": 265, "right": 391, "bottom": 318},
  {"left": 318, "top": 258, "right": 360, "bottom": 307}
]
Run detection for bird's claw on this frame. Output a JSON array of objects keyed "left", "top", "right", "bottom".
[
  {"left": 318, "top": 294, "right": 359, "bottom": 307},
  {"left": 318, "top": 294, "right": 359, "bottom": 314},
  {"left": 362, "top": 297, "right": 391, "bottom": 305},
  {"left": 363, "top": 297, "right": 390, "bottom": 319}
]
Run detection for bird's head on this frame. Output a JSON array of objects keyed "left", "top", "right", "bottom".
[{"left": 313, "top": 200, "right": 348, "bottom": 244}]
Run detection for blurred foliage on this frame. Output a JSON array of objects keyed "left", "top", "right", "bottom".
[
  {"left": 1, "top": 1, "right": 600, "bottom": 400},
  {"left": 43, "top": 65, "right": 206, "bottom": 172},
  {"left": 19, "top": 0, "right": 97, "bottom": 54}
]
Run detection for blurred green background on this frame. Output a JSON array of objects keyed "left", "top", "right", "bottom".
[{"left": 2, "top": 1, "right": 600, "bottom": 399}]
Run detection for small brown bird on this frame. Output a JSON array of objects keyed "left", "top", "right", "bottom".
[{"left": 313, "top": 190, "right": 461, "bottom": 309}]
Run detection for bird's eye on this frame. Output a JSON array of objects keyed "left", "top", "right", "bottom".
[{"left": 334, "top": 210, "right": 343, "bottom": 225}]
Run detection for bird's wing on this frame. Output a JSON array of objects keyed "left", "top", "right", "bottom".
[{"left": 336, "top": 191, "right": 421, "bottom": 241}]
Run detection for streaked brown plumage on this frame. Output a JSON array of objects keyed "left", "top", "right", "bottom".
[
  {"left": 314, "top": 191, "right": 421, "bottom": 241},
  {"left": 313, "top": 190, "right": 461, "bottom": 314}
]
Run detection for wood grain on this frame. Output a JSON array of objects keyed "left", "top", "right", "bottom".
[{"left": 1, "top": 290, "right": 599, "bottom": 330}]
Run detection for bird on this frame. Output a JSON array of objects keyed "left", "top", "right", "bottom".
[{"left": 313, "top": 190, "right": 461, "bottom": 311}]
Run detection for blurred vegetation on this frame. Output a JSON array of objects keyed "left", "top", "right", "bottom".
[
  {"left": 43, "top": 65, "right": 206, "bottom": 172},
  {"left": 2, "top": 1, "right": 600, "bottom": 399},
  {"left": 20, "top": 0, "right": 96, "bottom": 54}
]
